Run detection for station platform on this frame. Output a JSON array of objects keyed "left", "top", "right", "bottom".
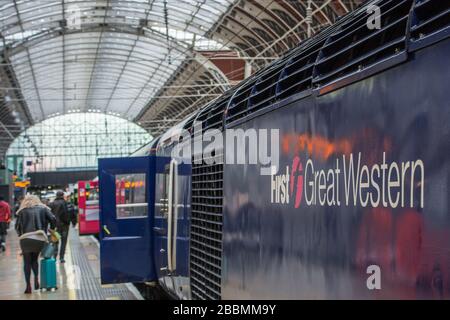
[{"left": 0, "top": 222, "right": 144, "bottom": 300}]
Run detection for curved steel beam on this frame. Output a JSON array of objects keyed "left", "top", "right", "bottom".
[{"left": 3, "top": 23, "right": 189, "bottom": 57}]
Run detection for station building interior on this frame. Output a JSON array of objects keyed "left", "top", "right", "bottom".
[{"left": 0, "top": 0, "right": 448, "bottom": 302}]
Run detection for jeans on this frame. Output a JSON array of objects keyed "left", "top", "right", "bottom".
[{"left": 54, "top": 225, "right": 69, "bottom": 260}]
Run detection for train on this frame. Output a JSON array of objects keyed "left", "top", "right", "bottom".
[
  {"left": 97, "top": 0, "right": 450, "bottom": 300},
  {"left": 77, "top": 180, "right": 100, "bottom": 235}
]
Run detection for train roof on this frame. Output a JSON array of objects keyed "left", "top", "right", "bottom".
[
  {"left": 158, "top": 110, "right": 200, "bottom": 148},
  {"left": 129, "top": 141, "right": 152, "bottom": 157},
  {"left": 155, "top": 0, "right": 449, "bottom": 144}
]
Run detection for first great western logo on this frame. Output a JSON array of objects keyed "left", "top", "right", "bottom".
[{"left": 270, "top": 152, "right": 425, "bottom": 209}]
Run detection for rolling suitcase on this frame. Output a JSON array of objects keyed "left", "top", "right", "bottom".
[{"left": 40, "top": 258, "right": 57, "bottom": 291}]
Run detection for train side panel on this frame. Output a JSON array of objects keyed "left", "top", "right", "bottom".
[{"left": 222, "top": 39, "right": 450, "bottom": 299}]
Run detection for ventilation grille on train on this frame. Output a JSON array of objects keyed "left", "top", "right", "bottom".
[
  {"left": 190, "top": 159, "right": 223, "bottom": 300},
  {"left": 222, "top": 0, "right": 448, "bottom": 126},
  {"left": 313, "top": 0, "right": 413, "bottom": 87},
  {"left": 205, "top": 92, "right": 232, "bottom": 131},
  {"left": 276, "top": 38, "right": 326, "bottom": 101},
  {"left": 247, "top": 60, "right": 286, "bottom": 114},
  {"left": 223, "top": 4, "right": 359, "bottom": 126},
  {"left": 190, "top": 96, "right": 227, "bottom": 300},
  {"left": 410, "top": 0, "right": 450, "bottom": 46},
  {"left": 274, "top": 8, "right": 358, "bottom": 102},
  {"left": 224, "top": 78, "right": 258, "bottom": 125}
]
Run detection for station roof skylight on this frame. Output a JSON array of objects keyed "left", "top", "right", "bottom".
[
  {"left": 7, "top": 112, "right": 151, "bottom": 172},
  {"left": 0, "top": 0, "right": 234, "bottom": 122}
]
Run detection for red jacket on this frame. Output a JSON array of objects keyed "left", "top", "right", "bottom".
[{"left": 0, "top": 201, "right": 11, "bottom": 223}]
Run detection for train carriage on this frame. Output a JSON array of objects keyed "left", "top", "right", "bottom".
[
  {"left": 78, "top": 180, "right": 100, "bottom": 236},
  {"left": 98, "top": 0, "right": 450, "bottom": 300}
]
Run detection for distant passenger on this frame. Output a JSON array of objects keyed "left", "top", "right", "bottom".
[
  {"left": 0, "top": 196, "right": 11, "bottom": 252},
  {"left": 65, "top": 194, "right": 77, "bottom": 228},
  {"left": 14, "top": 195, "right": 24, "bottom": 218},
  {"left": 49, "top": 191, "right": 72, "bottom": 263},
  {"left": 42, "top": 198, "right": 50, "bottom": 207},
  {"left": 15, "top": 195, "right": 56, "bottom": 294}
]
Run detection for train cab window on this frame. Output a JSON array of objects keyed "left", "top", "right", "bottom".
[{"left": 115, "top": 173, "right": 147, "bottom": 219}]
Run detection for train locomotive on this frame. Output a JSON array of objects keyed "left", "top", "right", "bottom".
[{"left": 98, "top": 0, "right": 450, "bottom": 300}]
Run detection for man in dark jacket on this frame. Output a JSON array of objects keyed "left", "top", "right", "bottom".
[
  {"left": 49, "top": 191, "right": 71, "bottom": 263},
  {"left": 66, "top": 200, "right": 77, "bottom": 227}
]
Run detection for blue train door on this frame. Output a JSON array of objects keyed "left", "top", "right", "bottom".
[
  {"left": 98, "top": 156, "right": 157, "bottom": 284},
  {"left": 154, "top": 158, "right": 191, "bottom": 299}
]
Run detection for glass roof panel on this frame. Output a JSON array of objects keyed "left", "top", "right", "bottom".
[
  {"left": 0, "top": 0, "right": 234, "bottom": 122},
  {"left": 6, "top": 112, "right": 152, "bottom": 172}
]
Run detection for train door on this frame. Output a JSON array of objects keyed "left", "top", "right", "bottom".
[
  {"left": 154, "top": 158, "right": 191, "bottom": 299},
  {"left": 98, "top": 156, "right": 158, "bottom": 284}
]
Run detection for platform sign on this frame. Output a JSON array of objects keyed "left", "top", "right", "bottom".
[{"left": 14, "top": 180, "right": 30, "bottom": 188}]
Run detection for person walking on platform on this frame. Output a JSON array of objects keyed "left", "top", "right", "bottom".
[
  {"left": 15, "top": 195, "right": 56, "bottom": 294},
  {"left": 49, "top": 191, "right": 71, "bottom": 263},
  {"left": 0, "top": 196, "right": 11, "bottom": 252},
  {"left": 14, "top": 195, "right": 24, "bottom": 219},
  {"left": 66, "top": 196, "right": 77, "bottom": 228}
]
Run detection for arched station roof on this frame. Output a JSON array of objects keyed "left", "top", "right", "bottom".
[{"left": 0, "top": 0, "right": 364, "bottom": 155}]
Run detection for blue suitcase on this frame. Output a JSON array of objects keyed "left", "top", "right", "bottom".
[{"left": 40, "top": 258, "right": 57, "bottom": 291}]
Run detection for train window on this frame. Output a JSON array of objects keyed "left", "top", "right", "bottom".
[
  {"left": 155, "top": 165, "right": 170, "bottom": 217},
  {"left": 115, "top": 173, "right": 147, "bottom": 219},
  {"left": 86, "top": 187, "right": 99, "bottom": 205}
]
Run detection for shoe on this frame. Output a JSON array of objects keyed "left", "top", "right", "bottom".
[
  {"left": 1, "top": 243, "right": 5, "bottom": 252},
  {"left": 24, "top": 285, "right": 32, "bottom": 294},
  {"left": 34, "top": 280, "right": 40, "bottom": 290}
]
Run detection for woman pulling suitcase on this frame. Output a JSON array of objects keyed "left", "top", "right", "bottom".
[{"left": 15, "top": 195, "right": 56, "bottom": 294}]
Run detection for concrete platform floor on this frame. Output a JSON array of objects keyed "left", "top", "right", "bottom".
[{"left": 0, "top": 221, "right": 143, "bottom": 300}]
